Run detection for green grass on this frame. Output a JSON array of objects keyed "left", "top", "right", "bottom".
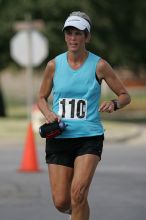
[
  {"left": 0, "top": 89, "right": 145, "bottom": 141},
  {"left": 4, "top": 99, "right": 28, "bottom": 118},
  {"left": 0, "top": 117, "right": 27, "bottom": 139},
  {"left": 127, "top": 96, "right": 146, "bottom": 110},
  {"left": 101, "top": 89, "right": 146, "bottom": 111}
]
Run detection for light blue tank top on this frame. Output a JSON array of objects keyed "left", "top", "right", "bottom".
[{"left": 52, "top": 52, "right": 104, "bottom": 138}]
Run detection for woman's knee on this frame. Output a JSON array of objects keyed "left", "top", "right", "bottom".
[
  {"left": 71, "top": 181, "right": 89, "bottom": 208},
  {"left": 53, "top": 194, "right": 71, "bottom": 213}
]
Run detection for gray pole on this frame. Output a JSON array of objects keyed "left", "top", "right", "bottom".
[
  {"left": 11, "top": 17, "right": 48, "bottom": 122},
  {"left": 25, "top": 15, "right": 33, "bottom": 121}
]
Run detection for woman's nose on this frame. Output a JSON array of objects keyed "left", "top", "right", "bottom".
[{"left": 70, "top": 33, "right": 76, "bottom": 40}]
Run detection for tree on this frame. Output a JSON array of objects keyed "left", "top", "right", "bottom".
[
  {"left": 0, "top": 0, "right": 146, "bottom": 71},
  {"left": 0, "top": 88, "right": 6, "bottom": 117}
]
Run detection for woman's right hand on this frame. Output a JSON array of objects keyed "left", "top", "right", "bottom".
[{"left": 45, "top": 110, "right": 61, "bottom": 124}]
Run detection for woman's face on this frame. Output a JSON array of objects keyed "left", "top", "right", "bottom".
[{"left": 64, "top": 27, "right": 89, "bottom": 52}]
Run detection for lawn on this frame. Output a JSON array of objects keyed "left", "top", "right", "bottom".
[{"left": 0, "top": 88, "right": 145, "bottom": 141}]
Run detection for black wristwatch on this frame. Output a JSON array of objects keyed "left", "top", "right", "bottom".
[{"left": 111, "top": 99, "right": 121, "bottom": 111}]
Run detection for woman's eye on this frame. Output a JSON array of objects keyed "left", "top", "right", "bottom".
[
  {"left": 65, "top": 30, "right": 83, "bottom": 36},
  {"left": 75, "top": 32, "right": 82, "bottom": 36},
  {"left": 66, "top": 31, "right": 72, "bottom": 35}
]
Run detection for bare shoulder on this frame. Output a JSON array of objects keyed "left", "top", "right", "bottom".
[
  {"left": 96, "top": 58, "right": 130, "bottom": 97},
  {"left": 46, "top": 59, "right": 55, "bottom": 69},
  {"left": 45, "top": 59, "right": 55, "bottom": 78},
  {"left": 98, "top": 58, "right": 111, "bottom": 70},
  {"left": 96, "top": 58, "right": 114, "bottom": 79}
]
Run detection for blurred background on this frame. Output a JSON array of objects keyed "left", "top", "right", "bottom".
[
  {"left": 0, "top": 0, "right": 146, "bottom": 122},
  {"left": 0, "top": 1, "right": 146, "bottom": 220}
]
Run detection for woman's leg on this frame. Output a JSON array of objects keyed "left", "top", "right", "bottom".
[
  {"left": 71, "top": 154, "right": 100, "bottom": 220},
  {"left": 48, "top": 164, "right": 73, "bottom": 213}
]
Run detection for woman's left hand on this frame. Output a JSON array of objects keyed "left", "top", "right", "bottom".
[{"left": 98, "top": 101, "right": 115, "bottom": 113}]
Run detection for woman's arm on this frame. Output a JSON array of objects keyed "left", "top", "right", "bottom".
[
  {"left": 37, "top": 59, "right": 60, "bottom": 123},
  {"left": 96, "top": 59, "right": 131, "bottom": 113}
]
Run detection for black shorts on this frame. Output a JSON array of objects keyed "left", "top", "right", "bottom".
[{"left": 45, "top": 135, "right": 104, "bottom": 168}]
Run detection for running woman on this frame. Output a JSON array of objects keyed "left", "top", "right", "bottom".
[{"left": 38, "top": 11, "right": 131, "bottom": 220}]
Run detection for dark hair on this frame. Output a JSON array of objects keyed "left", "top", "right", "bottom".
[
  {"left": 69, "top": 11, "right": 91, "bottom": 25},
  {"left": 64, "top": 26, "right": 89, "bottom": 38}
]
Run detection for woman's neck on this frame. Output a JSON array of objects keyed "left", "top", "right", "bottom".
[
  {"left": 67, "top": 50, "right": 88, "bottom": 63},
  {"left": 67, "top": 50, "right": 89, "bottom": 70}
]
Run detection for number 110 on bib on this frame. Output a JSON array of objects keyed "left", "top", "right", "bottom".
[{"left": 59, "top": 98, "right": 87, "bottom": 119}]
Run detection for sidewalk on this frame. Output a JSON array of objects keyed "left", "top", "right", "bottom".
[{"left": 103, "top": 121, "right": 144, "bottom": 143}]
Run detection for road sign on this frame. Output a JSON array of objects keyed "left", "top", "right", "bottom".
[{"left": 10, "top": 30, "right": 48, "bottom": 67}]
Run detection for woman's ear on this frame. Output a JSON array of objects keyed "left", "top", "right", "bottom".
[
  {"left": 64, "top": 34, "right": 67, "bottom": 43},
  {"left": 85, "top": 33, "right": 91, "bottom": 43}
]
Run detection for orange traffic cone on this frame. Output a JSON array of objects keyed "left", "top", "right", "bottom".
[{"left": 18, "top": 122, "right": 41, "bottom": 172}]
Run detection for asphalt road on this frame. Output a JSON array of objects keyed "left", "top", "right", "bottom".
[{"left": 0, "top": 135, "right": 146, "bottom": 220}]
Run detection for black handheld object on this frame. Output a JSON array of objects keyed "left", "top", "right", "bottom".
[{"left": 39, "top": 121, "right": 67, "bottom": 139}]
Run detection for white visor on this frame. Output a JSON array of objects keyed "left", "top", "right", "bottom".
[{"left": 63, "top": 16, "right": 90, "bottom": 32}]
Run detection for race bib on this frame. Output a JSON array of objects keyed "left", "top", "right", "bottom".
[{"left": 58, "top": 98, "right": 87, "bottom": 120}]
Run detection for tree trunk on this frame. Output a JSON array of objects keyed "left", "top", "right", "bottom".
[{"left": 0, "top": 87, "right": 6, "bottom": 117}]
